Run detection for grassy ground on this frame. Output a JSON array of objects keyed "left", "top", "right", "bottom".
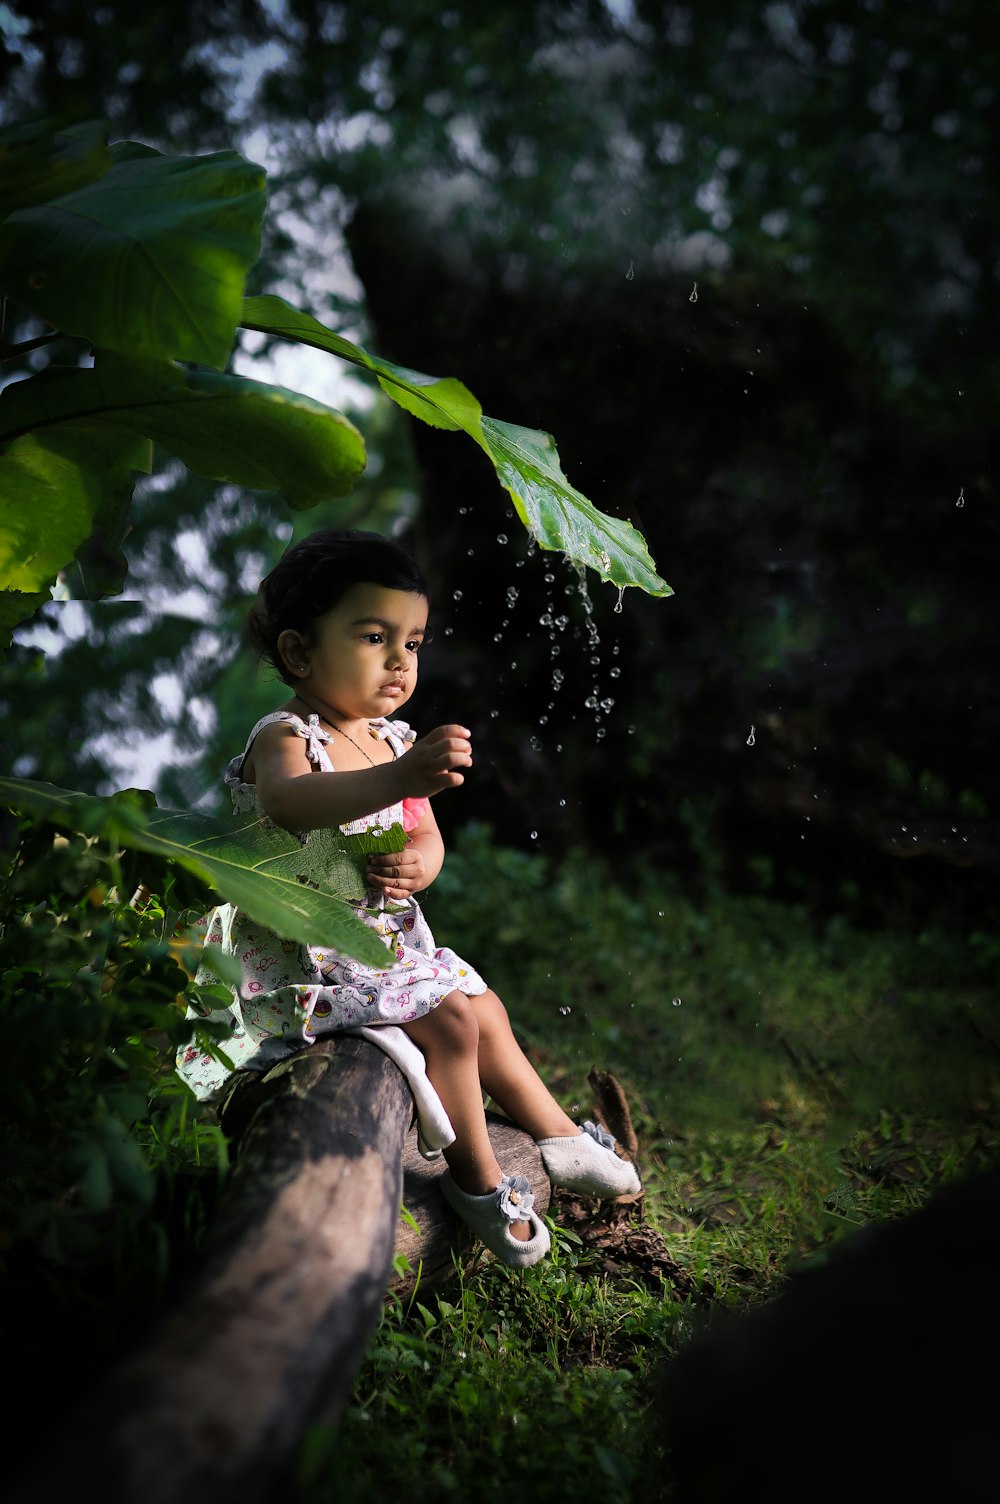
[
  {"left": 293, "top": 823, "right": 999, "bottom": 1503},
  {"left": 3, "top": 820, "right": 996, "bottom": 1500}
]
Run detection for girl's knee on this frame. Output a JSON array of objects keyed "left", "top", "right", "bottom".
[
  {"left": 473, "top": 989, "right": 511, "bottom": 1040},
  {"left": 427, "top": 991, "right": 480, "bottom": 1053}
]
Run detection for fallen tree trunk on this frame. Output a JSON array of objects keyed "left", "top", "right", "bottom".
[{"left": 11, "top": 1034, "right": 548, "bottom": 1504}]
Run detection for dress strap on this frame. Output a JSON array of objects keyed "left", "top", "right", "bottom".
[
  {"left": 289, "top": 713, "right": 334, "bottom": 771},
  {"left": 232, "top": 711, "right": 335, "bottom": 784},
  {"left": 373, "top": 717, "right": 417, "bottom": 759},
  {"left": 237, "top": 712, "right": 286, "bottom": 752}
]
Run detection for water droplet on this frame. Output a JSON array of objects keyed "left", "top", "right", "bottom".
[
  {"left": 610, "top": 666, "right": 620, "bottom": 678},
  {"left": 614, "top": 586, "right": 625, "bottom": 613},
  {"left": 746, "top": 724, "right": 756, "bottom": 746},
  {"left": 689, "top": 280, "right": 699, "bottom": 303},
  {"left": 626, "top": 260, "right": 635, "bottom": 280},
  {"left": 956, "top": 486, "right": 965, "bottom": 508},
  {"left": 529, "top": 735, "right": 542, "bottom": 751},
  {"left": 559, "top": 798, "right": 566, "bottom": 807},
  {"left": 493, "top": 632, "right": 502, "bottom": 641},
  {"left": 459, "top": 506, "right": 468, "bottom": 514},
  {"left": 497, "top": 533, "right": 508, "bottom": 543},
  {"left": 657, "top": 910, "right": 664, "bottom": 917},
  {"left": 489, "top": 708, "right": 498, "bottom": 717},
  {"left": 452, "top": 589, "right": 463, "bottom": 601},
  {"left": 530, "top": 830, "right": 538, "bottom": 840},
  {"left": 444, "top": 626, "right": 453, "bottom": 636},
  {"left": 559, "top": 1006, "right": 572, "bottom": 1016},
  {"left": 672, "top": 997, "right": 682, "bottom": 1007}
]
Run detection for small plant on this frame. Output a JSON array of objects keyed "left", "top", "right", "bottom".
[{"left": 0, "top": 815, "right": 228, "bottom": 1412}]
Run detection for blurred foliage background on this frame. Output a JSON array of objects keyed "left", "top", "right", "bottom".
[{"left": 2, "top": 0, "right": 997, "bottom": 931}]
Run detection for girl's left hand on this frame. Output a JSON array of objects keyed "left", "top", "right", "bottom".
[{"left": 366, "top": 843, "right": 427, "bottom": 900}]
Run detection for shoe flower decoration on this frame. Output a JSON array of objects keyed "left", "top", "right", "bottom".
[
  {"left": 497, "top": 1173, "right": 534, "bottom": 1222},
  {"left": 581, "top": 1119, "right": 617, "bottom": 1151}
]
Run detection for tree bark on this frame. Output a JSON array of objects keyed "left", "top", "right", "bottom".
[{"left": 11, "top": 1035, "right": 547, "bottom": 1504}]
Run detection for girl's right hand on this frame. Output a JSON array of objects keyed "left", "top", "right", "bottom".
[{"left": 401, "top": 725, "right": 472, "bottom": 797}]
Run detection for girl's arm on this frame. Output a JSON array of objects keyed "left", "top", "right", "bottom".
[{"left": 252, "top": 720, "right": 472, "bottom": 832}]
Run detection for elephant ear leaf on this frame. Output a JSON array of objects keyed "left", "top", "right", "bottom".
[
  {"left": 0, "top": 117, "right": 111, "bottom": 217},
  {"left": 0, "top": 145, "right": 266, "bottom": 368},
  {"left": 241, "top": 294, "right": 672, "bottom": 598}
]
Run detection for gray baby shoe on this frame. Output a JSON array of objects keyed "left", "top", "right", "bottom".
[{"left": 440, "top": 1170, "right": 551, "bottom": 1268}]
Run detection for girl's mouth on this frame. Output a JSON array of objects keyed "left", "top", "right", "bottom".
[{"left": 380, "top": 680, "right": 406, "bottom": 696}]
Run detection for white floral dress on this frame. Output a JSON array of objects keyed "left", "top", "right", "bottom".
[{"left": 176, "top": 711, "right": 487, "bottom": 1102}]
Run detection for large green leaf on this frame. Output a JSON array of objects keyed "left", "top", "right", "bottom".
[
  {"left": 0, "top": 587, "right": 49, "bottom": 648},
  {"left": 0, "top": 425, "right": 150, "bottom": 599},
  {"left": 241, "top": 293, "right": 672, "bottom": 597},
  {"left": 0, "top": 355, "right": 366, "bottom": 506},
  {"left": 480, "top": 416, "right": 668, "bottom": 596},
  {"left": 0, "top": 118, "right": 111, "bottom": 219},
  {"left": 0, "top": 776, "right": 404, "bottom": 966},
  {"left": 243, "top": 294, "right": 483, "bottom": 435},
  {"left": 0, "top": 146, "right": 265, "bottom": 369}
]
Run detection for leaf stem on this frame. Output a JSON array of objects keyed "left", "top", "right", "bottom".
[{"left": 0, "top": 331, "right": 62, "bottom": 362}]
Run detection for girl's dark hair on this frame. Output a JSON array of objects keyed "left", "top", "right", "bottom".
[{"left": 246, "top": 528, "right": 431, "bottom": 685}]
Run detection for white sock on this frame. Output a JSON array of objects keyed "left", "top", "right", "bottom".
[{"left": 537, "top": 1120, "right": 641, "bottom": 1198}]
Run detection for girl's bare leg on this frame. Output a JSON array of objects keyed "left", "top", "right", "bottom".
[
  {"left": 401, "top": 992, "right": 533, "bottom": 1240},
  {"left": 469, "top": 990, "right": 579, "bottom": 1140}
]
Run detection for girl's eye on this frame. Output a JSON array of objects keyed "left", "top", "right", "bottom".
[
  {"left": 405, "top": 640, "right": 421, "bottom": 653},
  {"left": 363, "top": 632, "right": 385, "bottom": 645}
]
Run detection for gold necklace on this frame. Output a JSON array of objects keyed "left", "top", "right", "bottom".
[{"left": 297, "top": 698, "right": 381, "bottom": 765}]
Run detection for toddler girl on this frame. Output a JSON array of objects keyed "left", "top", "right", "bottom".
[{"left": 178, "top": 527, "right": 639, "bottom": 1267}]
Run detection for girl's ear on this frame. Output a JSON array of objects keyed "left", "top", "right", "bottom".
[{"left": 277, "top": 629, "right": 310, "bottom": 678}]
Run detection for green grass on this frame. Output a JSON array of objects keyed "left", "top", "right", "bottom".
[
  {"left": 2, "top": 818, "right": 997, "bottom": 1501},
  {"left": 288, "top": 823, "right": 999, "bottom": 1502}
]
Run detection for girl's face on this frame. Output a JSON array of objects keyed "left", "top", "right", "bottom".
[{"left": 281, "top": 583, "right": 429, "bottom": 724}]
